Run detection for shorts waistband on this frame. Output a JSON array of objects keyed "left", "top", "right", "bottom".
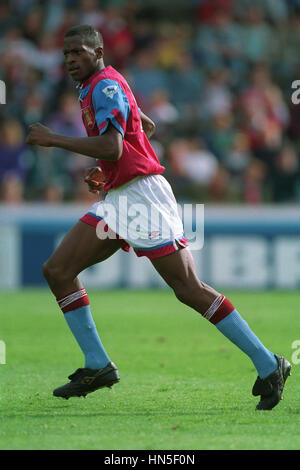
[{"left": 107, "top": 174, "right": 163, "bottom": 193}]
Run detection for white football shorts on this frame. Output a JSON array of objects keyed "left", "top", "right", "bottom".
[{"left": 80, "top": 174, "right": 188, "bottom": 259}]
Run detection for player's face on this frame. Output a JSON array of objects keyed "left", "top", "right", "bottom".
[{"left": 63, "top": 36, "right": 102, "bottom": 82}]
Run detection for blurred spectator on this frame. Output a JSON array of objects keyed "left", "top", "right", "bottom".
[
  {"left": 155, "top": 23, "right": 190, "bottom": 70},
  {"left": 0, "top": 0, "right": 299, "bottom": 205},
  {"left": 128, "top": 49, "right": 168, "bottom": 108},
  {"left": 239, "top": 64, "right": 289, "bottom": 159},
  {"left": 43, "top": 183, "right": 64, "bottom": 204},
  {"left": 224, "top": 132, "right": 253, "bottom": 177},
  {"left": 167, "top": 137, "right": 219, "bottom": 199},
  {"left": 196, "top": 0, "right": 234, "bottom": 24},
  {"left": 288, "top": 97, "right": 300, "bottom": 145},
  {"left": 55, "top": 8, "right": 80, "bottom": 47},
  {"left": 43, "top": 0, "right": 66, "bottom": 34},
  {"left": 0, "top": 119, "right": 28, "bottom": 183},
  {"left": 277, "top": 13, "right": 300, "bottom": 80},
  {"left": 78, "top": 0, "right": 105, "bottom": 29},
  {"left": 243, "top": 159, "right": 267, "bottom": 204},
  {"left": 194, "top": 7, "right": 245, "bottom": 79},
  {"left": 209, "top": 167, "right": 230, "bottom": 202},
  {"left": 21, "top": 6, "right": 44, "bottom": 45},
  {"left": 148, "top": 89, "right": 179, "bottom": 140},
  {"left": 206, "top": 111, "right": 236, "bottom": 161},
  {"left": 0, "top": 2, "right": 13, "bottom": 32},
  {"left": 22, "top": 91, "right": 45, "bottom": 127},
  {"left": 48, "top": 91, "right": 85, "bottom": 138},
  {"left": 132, "top": 20, "right": 155, "bottom": 51},
  {"left": 101, "top": 7, "right": 135, "bottom": 68},
  {"left": 168, "top": 53, "right": 203, "bottom": 120},
  {"left": 200, "top": 68, "right": 232, "bottom": 119},
  {"left": 234, "top": 0, "right": 289, "bottom": 23},
  {"left": 0, "top": 173, "right": 24, "bottom": 204},
  {"left": 240, "top": 7, "right": 277, "bottom": 64},
  {"left": 181, "top": 139, "right": 219, "bottom": 185},
  {"left": 35, "top": 32, "right": 64, "bottom": 81},
  {"left": 269, "top": 144, "right": 300, "bottom": 202},
  {"left": 225, "top": 132, "right": 254, "bottom": 200}
]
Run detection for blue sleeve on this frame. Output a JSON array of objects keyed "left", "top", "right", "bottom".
[{"left": 92, "top": 79, "right": 130, "bottom": 138}]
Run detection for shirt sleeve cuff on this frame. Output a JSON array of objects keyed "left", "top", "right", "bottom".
[{"left": 98, "top": 115, "right": 125, "bottom": 138}]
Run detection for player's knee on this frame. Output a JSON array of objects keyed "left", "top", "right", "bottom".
[
  {"left": 42, "top": 260, "right": 55, "bottom": 283},
  {"left": 42, "top": 261, "right": 50, "bottom": 280},
  {"left": 172, "top": 279, "right": 211, "bottom": 309},
  {"left": 172, "top": 280, "right": 194, "bottom": 307},
  {"left": 42, "top": 260, "right": 70, "bottom": 285}
]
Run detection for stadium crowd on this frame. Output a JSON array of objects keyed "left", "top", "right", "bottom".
[{"left": 0, "top": 0, "right": 300, "bottom": 204}]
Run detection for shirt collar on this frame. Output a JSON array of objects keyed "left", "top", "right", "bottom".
[{"left": 78, "top": 66, "right": 108, "bottom": 89}]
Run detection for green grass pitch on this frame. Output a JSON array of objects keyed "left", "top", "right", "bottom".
[{"left": 0, "top": 289, "right": 299, "bottom": 450}]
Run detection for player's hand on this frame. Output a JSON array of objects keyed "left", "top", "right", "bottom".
[
  {"left": 26, "top": 123, "right": 54, "bottom": 147},
  {"left": 84, "top": 166, "right": 106, "bottom": 193}
]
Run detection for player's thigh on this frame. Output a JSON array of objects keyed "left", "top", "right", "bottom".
[
  {"left": 150, "top": 246, "right": 218, "bottom": 301},
  {"left": 45, "top": 220, "right": 121, "bottom": 276},
  {"left": 150, "top": 246, "right": 199, "bottom": 286}
]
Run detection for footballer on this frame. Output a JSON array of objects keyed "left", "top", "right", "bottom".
[{"left": 26, "top": 25, "right": 290, "bottom": 410}]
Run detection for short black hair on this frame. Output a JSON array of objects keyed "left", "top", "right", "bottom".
[{"left": 64, "top": 24, "right": 103, "bottom": 49}]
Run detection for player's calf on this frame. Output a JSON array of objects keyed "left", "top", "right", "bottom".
[{"left": 170, "top": 278, "right": 219, "bottom": 314}]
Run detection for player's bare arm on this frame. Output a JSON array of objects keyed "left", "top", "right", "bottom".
[
  {"left": 140, "top": 111, "right": 156, "bottom": 139},
  {"left": 26, "top": 121, "right": 123, "bottom": 161}
]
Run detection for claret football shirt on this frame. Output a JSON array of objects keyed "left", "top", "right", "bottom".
[{"left": 78, "top": 65, "right": 165, "bottom": 191}]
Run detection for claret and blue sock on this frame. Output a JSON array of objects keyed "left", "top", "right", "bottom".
[
  {"left": 56, "top": 288, "right": 278, "bottom": 380},
  {"left": 56, "top": 288, "right": 110, "bottom": 370},
  {"left": 202, "top": 294, "right": 278, "bottom": 379}
]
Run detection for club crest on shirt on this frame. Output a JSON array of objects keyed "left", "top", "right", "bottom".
[
  {"left": 102, "top": 85, "right": 118, "bottom": 99},
  {"left": 82, "top": 107, "right": 94, "bottom": 128}
]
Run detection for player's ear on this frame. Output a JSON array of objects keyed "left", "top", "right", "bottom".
[{"left": 95, "top": 47, "right": 103, "bottom": 60}]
